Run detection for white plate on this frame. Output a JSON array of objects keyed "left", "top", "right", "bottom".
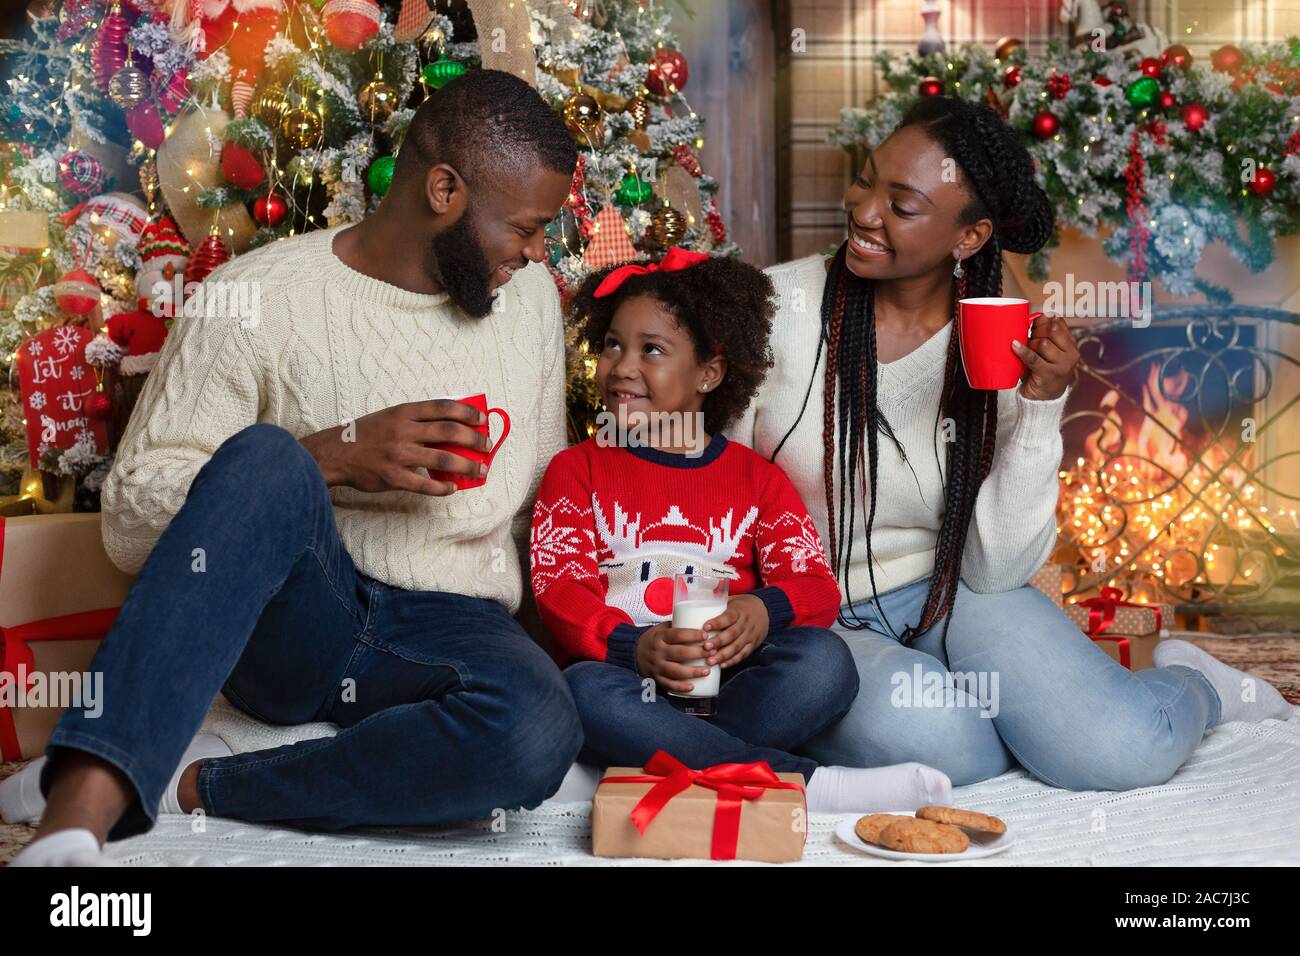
[{"left": 834, "top": 813, "right": 1014, "bottom": 862}]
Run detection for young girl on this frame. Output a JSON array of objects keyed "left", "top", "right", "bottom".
[{"left": 529, "top": 248, "right": 953, "bottom": 814}]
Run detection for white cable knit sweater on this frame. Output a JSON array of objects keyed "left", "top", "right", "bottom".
[
  {"left": 101, "top": 226, "right": 567, "bottom": 613},
  {"left": 725, "top": 254, "right": 1067, "bottom": 603}
]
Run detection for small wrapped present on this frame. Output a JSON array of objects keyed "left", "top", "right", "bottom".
[
  {"left": 1028, "top": 564, "right": 1065, "bottom": 607},
  {"left": 591, "top": 750, "right": 807, "bottom": 863},
  {"left": 0, "top": 514, "right": 134, "bottom": 760},
  {"left": 1064, "top": 587, "right": 1172, "bottom": 671}
]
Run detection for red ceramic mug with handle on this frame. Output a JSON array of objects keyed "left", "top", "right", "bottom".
[
  {"left": 428, "top": 393, "right": 511, "bottom": 490},
  {"left": 957, "top": 297, "right": 1045, "bottom": 390}
]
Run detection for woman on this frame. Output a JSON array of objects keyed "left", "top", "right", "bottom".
[{"left": 727, "top": 95, "right": 1291, "bottom": 790}]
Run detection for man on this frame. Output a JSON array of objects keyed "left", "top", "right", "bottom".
[{"left": 14, "top": 69, "right": 581, "bottom": 865}]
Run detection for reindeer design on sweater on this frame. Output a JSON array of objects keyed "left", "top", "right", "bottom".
[{"left": 593, "top": 496, "right": 760, "bottom": 623}]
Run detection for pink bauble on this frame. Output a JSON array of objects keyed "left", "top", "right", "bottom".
[{"left": 126, "top": 102, "right": 165, "bottom": 149}]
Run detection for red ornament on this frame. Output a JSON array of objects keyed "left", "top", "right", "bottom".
[
  {"left": 86, "top": 390, "right": 112, "bottom": 420},
  {"left": 1161, "top": 44, "right": 1193, "bottom": 70},
  {"left": 918, "top": 76, "right": 944, "bottom": 97},
  {"left": 54, "top": 268, "right": 100, "bottom": 315},
  {"left": 90, "top": 8, "right": 129, "bottom": 94},
  {"left": 1003, "top": 65, "right": 1022, "bottom": 88},
  {"left": 1031, "top": 110, "right": 1060, "bottom": 139},
  {"left": 253, "top": 192, "right": 288, "bottom": 227},
  {"left": 184, "top": 230, "right": 231, "bottom": 286},
  {"left": 322, "top": 0, "right": 381, "bottom": 51},
  {"left": 1139, "top": 57, "right": 1161, "bottom": 77},
  {"left": 1046, "top": 71, "right": 1072, "bottom": 99},
  {"left": 220, "top": 140, "right": 266, "bottom": 189},
  {"left": 1247, "top": 167, "right": 1276, "bottom": 197},
  {"left": 645, "top": 48, "right": 689, "bottom": 96},
  {"left": 126, "top": 101, "right": 165, "bottom": 149},
  {"left": 1092, "top": 76, "right": 1113, "bottom": 87},
  {"left": 1211, "top": 45, "right": 1245, "bottom": 74},
  {"left": 1180, "top": 101, "right": 1208, "bottom": 131},
  {"left": 158, "top": 69, "right": 189, "bottom": 114},
  {"left": 1158, "top": 90, "right": 1176, "bottom": 109}
]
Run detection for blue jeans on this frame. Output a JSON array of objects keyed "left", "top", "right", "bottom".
[
  {"left": 42, "top": 424, "right": 582, "bottom": 840},
  {"left": 566, "top": 625, "right": 859, "bottom": 780},
  {"left": 799, "top": 577, "right": 1222, "bottom": 790}
]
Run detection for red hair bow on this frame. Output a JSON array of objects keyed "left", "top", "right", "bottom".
[{"left": 593, "top": 246, "right": 711, "bottom": 298}]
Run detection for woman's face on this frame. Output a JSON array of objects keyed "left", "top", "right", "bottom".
[{"left": 840, "top": 125, "right": 991, "bottom": 282}]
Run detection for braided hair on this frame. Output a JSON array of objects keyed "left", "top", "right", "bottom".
[{"left": 820, "top": 95, "right": 1054, "bottom": 647}]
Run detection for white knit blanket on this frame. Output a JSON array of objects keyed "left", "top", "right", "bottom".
[{"left": 100, "top": 699, "right": 1300, "bottom": 866}]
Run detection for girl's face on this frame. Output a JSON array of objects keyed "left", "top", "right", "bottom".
[
  {"left": 595, "top": 294, "right": 725, "bottom": 421},
  {"left": 840, "top": 125, "right": 991, "bottom": 281}
]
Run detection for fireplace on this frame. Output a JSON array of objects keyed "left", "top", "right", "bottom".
[{"left": 1057, "top": 305, "right": 1300, "bottom": 624}]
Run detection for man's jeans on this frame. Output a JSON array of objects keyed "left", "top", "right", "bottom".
[
  {"left": 800, "top": 577, "right": 1222, "bottom": 790},
  {"left": 566, "top": 625, "right": 859, "bottom": 780},
  {"left": 42, "top": 424, "right": 582, "bottom": 840}
]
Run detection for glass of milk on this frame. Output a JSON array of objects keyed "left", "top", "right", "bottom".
[{"left": 665, "top": 573, "right": 729, "bottom": 717}]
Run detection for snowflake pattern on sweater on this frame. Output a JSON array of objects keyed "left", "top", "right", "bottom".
[{"left": 530, "top": 433, "right": 839, "bottom": 667}]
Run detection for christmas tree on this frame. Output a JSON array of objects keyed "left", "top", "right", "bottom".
[{"left": 0, "top": 0, "right": 733, "bottom": 508}]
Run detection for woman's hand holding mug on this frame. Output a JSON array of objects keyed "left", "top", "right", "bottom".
[{"left": 1011, "top": 313, "right": 1080, "bottom": 401}]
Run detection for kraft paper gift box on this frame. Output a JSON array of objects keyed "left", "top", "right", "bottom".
[
  {"left": 1088, "top": 632, "right": 1161, "bottom": 671},
  {"left": 1029, "top": 564, "right": 1065, "bottom": 607},
  {"left": 0, "top": 514, "right": 134, "bottom": 760},
  {"left": 591, "top": 751, "right": 807, "bottom": 863}
]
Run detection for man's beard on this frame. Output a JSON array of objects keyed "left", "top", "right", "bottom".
[{"left": 428, "top": 210, "right": 497, "bottom": 318}]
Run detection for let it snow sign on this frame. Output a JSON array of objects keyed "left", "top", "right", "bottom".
[{"left": 15, "top": 325, "right": 108, "bottom": 468}]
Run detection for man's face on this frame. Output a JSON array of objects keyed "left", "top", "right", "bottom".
[{"left": 429, "top": 164, "right": 572, "bottom": 318}]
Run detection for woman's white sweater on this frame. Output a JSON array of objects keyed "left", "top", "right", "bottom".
[{"left": 726, "top": 254, "right": 1066, "bottom": 605}]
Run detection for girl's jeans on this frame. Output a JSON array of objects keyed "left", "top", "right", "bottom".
[{"left": 799, "top": 577, "right": 1222, "bottom": 790}]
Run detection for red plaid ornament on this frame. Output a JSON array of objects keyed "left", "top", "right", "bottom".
[{"left": 583, "top": 207, "right": 638, "bottom": 271}]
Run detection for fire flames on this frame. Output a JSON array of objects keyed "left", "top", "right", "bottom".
[{"left": 1057, "top": 361, "right": 1290, "bottom": 604}]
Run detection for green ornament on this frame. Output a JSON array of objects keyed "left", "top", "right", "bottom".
[
  {"left": 367, "top": 155, "right": 395, "bottom": 196},
  {"left": 613, "top": 172, "right": 654, "bottom": 205},
  {"left": 1125, "top": 76, "right": 1160, "bottom": 108},
  {"left": 422, "top": 56, "right": 466, "bottom": 91}
]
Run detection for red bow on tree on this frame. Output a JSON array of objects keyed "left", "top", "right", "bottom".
[{"left": 594, "top": 246, "right": 710, "bottom": 298}]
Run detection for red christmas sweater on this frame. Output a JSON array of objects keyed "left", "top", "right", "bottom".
[{"left": 529, "top": 432, "right": 841, "bottom": 670}]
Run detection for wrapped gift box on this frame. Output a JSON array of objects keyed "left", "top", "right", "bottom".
[
  {"left": 1063, "top": 601, "right": 1172, "bottom": 639},
  {"left": 591, "top": 752, "right": 807, "bottom": 863},
  {"left": 0, "top": 514, "right": 134, "bottom": 760},
  {"left": 1029, "top": 564, "right": 1065, "bottom": 607},
  {"left": 1088, "top": 632, "right": 1161, "bottom": 671}
]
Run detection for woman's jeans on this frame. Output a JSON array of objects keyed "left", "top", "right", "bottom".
[
  {"left": 800, "top": 577, "right": 1223, "bottom": 790},
  {"left": 41, "top": 424, "right": 583, "bottom": 840},
  {"left": 567, "top": 626, "right": 859, "bottom": 781}
]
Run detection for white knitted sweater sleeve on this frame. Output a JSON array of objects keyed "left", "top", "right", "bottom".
[
  {"left": 961, "top": 388, "right": 1068, "bottom": 592},
  {"left": 100, "top": 301, "right": 262, "bottom": 574}
]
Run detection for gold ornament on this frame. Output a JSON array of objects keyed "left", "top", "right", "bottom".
[
  {"left": 281, "top": 107, "right": 323, "bottom": 150},
  {"left": 994, "top": 36, "right": 1023, "bottom": 60},
  {"left": 627, "top": 129, "right": 651, "bottom": 152},
  {"left": 417, "top": 24, "right": 446, "bottom": 62},
  {"left": 251, "top": 86, "right": 290, "bottom": 129},
  {"left": 649, "top": 205, "right": 686, "bottom": 247},
  {"left": 358, "top": 77, "right": 399, "bottom": 123},
  {"left": 541, "top": 62, "right": 581, "bottom": 89},
  {"left": 562, "top": 93, "right": 603, "bottom": 143},
  {"left": 139, "top": 156, "right": 159, "bottom": 208},
  {"left": 625, "top": 96, "right": 650, "bottom": 130},
  {"left": 108, "top": 63, "right": 148, "bottom": 109}
]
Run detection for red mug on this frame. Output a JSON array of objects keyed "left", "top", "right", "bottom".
[
  {"left": 428, "top": 393, "right": 511, "bottom": 490},
  {"left": 957, "top": 297, "right": 1044, "bottom": 390}
]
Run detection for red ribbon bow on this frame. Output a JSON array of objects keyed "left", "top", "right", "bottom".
[
  {"left": 593, "top": 246, "right": 711, "bottom": 298},
  {"left": 601, "top": 749, "right": 806, "bottom": 860}
]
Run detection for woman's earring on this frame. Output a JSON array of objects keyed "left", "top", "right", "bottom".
[
  {"left": 701, "top": 383, "right": 709, "bottom": 391},
  {"left": 952, "top": 254, "right": 965, "bottom": 280}
]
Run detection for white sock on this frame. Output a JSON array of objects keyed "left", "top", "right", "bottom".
[
  {"left": 10, "top": 827, "right": 108, "bottom": 867},
  {"left": 1154, "top": 639, "right": 1293, "bottom": 725},
  {"left": 160, "top": 733, "right": 232, "bottom": 814},
  {"left": 0, "top": 756, "right": 48, "bottom": 824},
  {"left": 549, "top": 761, "right": 602, "bottom": 803},
  {"left": 805, "top": 762, "right": 953, "bottom": 814}
]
